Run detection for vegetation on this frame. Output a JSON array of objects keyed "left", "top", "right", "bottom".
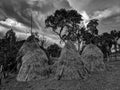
[
  {"left": 47, "top": 43, "right": 61, "bottom": 58},
  {"left": 0, "top": 29, "right": 25, "bottom": 83},
  {"left": 45, "top": 8, "right": 84, "bottom": 52},
  {"left": 0, "top": 8, "right": 120, "bottom": 86}
]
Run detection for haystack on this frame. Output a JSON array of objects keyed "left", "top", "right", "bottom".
[
  {"left": 81, "top": 44, "right": 105, "bottom": 73},
  {"left": 17, "top": 35, "right": 40, "bottom": 57},
  {"left": 16, "top": 36, "right": 40, "bottom": 71},
  {"left": 53, "top": 41, "right": 87, "bottom": 80},
  {"left": 16, "top": 36, "right": 49, "bottom": 82}
]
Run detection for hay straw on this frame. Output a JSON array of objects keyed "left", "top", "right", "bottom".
[
  {"left": 53, "top": 41, "right": 87, "bottom": 80},
  {"left": 81, "top": 44, "right": 105, "bottom": 72}
]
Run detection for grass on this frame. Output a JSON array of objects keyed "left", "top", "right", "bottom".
[{"left": 1, "top": 61, "right": 120, "bottom": 90}]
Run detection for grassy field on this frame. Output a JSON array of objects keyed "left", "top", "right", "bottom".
[{"left": 1, "top": 61, "right": 120, "bottom": 90}]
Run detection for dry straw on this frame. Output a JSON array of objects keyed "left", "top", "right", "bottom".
[
  {"left": 16, "top": 36, "right": 49, "bottom": 82},
  {"left": 81, "top": 44, "right": 105, "bottom": 73},
  {"left": 53, "top": 41, "right": 87, "bottom": 80}
]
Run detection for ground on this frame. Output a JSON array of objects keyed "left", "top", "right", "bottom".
[{"left": 1, "top": 61, "right": 120, "bottom": 90}]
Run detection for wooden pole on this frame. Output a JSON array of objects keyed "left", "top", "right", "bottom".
[{"left": 31, "top": 14, "right": 33, "bottom": 35}]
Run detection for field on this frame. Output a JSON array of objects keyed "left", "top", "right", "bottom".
[{"left": 0, "top": 59, "right": 120, "bottom": 90}]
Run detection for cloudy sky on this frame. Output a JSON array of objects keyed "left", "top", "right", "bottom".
[{"left": 0, "top": 0, "right": 120, "bottom": 41}]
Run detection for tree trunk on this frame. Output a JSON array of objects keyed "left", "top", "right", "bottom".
[
  {"left": 78, "top": 41, "right": 80, "bottom": 53},
  {"left": 114, "top": 42, "right": 117, "bottom": 60}
]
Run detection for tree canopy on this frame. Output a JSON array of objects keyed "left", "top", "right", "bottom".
[
  {"left": 87, "top": 19, "right": 99, "bottom": 36},
  {"left": 45, "top": 8, "right": 83, "bottom": 42}
]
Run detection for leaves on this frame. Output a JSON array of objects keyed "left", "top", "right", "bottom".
[
  {"left": 45, "top": 8, "right": 83, "bottom": 41},
  {"left": 47, "top": 43, "right": 61, "bottom": 58},
  {"left": 87, "top": 19, "right": 99, "bottom": 35}
]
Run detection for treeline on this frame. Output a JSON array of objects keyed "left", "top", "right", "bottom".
[
  {"left": 45, "top": 8, "right": 120, "bottom": 59},
  {"left": 0, "top": 29, "right": 25, "bottom": 77},
  {"left": 0, "top": 29, "right": 62, "bottom": 79},
  {"left": 0, "top": 8, "right": 120, "bottom": 81}
]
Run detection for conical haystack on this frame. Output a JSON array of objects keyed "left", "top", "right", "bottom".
[
  {"left": 53, "top": 41, "right": 87, "bottom": 80},
  {"left": 17, "top": 36, "right": 40, "bottom": 57},
  {"left": 16, "top": 36, "right": 49, "bottom": 82},
  {"left": 81, "top": 44, "right": 105, "bottom": 73}
]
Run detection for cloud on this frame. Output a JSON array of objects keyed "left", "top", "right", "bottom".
[
  {"left": 67, "top": 0, "right": 120, "bottom": 33},
  {"left": 0, "top": 0, "right": 71, "bottom": 41},
  {"left": 92, "top": 6, "right": 120, "bottom": 20},
  {"left": 115, "top": 16, "right": 120, "bottom": 23},
  {"left": 67, "top": 0, "right": 92, "bottom": 12},
  {"left": 91, "top": 6, "right": 120, "bottom": 33},
  {"left": 0, "top": 0, "right": 93, "bottom": 31},
  {"left": 28, "top": 0, "right": 71, "bottom": 13},
  {"left": 0, "top": 0, "right": 120, "bottom": 41},
  {"left": 0, "top": 0, "right": 71, "bottom": 28}
]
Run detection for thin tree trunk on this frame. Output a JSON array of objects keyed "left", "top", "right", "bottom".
[
  {"left": 115, "top": 42, "right": 117, "bottom": 60},
  {"left": 78, "top": 41, "right": 80, "bottom": 53}
]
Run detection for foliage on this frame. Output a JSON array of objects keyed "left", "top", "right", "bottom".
[
  {"left": 99, "top": 31, "right": 120, "bottom": 57},
  {"left": 87, "top": 19, "right": 99, "bottom": 36},
  {"left": 45, "top": 8, "right": 83, "bottom": 42},
  {"left": 47, "top": 43, "right": 61, "bottom": 58},
  {"left": 110, "top": 30, "right": 120, "bottom": 52},
  {"left": 0, "top": 29, "right": 25, "bottom": 77},
  {"left": 110, "top": 30, "right": 120, "bottom": 41}
]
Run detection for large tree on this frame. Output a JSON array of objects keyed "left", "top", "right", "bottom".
[{"left": 45, "top": 8, "right": 83, "bottom": 52}]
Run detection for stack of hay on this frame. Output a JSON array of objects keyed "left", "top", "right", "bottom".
[
  {"left": 16, "top": 36, "right": 49, "bottom": 82},
  {"left": 81, "top": 44, "right": 105, "bottom": 73},
  {"left": 53, "top": 41, "right": 87, "bottom": 80}
]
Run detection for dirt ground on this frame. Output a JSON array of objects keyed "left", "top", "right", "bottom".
[{"left": 1, "top": 61, "right": 120, "bottom": 90}]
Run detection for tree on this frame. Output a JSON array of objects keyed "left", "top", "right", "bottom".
[
  {"left": 5, "top": 29, "right": 16, "bottom": 48},
  {"left": 77, "top": 19, "right": 99, "bottom": 46},
  {"left": 110, "top": 30, "right": 120, "bottom": 53},
  {"left": 47, "top": 43, "right": 61, "bottom": 58},
  {"left": 87, "top": 19, "right": 99, "bottom": 36},
  {"left": 98, "top": 32, "right": 113, "bottom": 61},
  {"left": 0, "top": 29, "right": 18, "bottom": 79},
  {"left": 84, "top": 19, "right": 99, "bottom": 44},
  {"left": 82, "top": 30, "right": 93, "bottom": 44},
  {"left": 45, "top": 9, "right": 82, "bottom": 41},
  {"left": 45, "top": 8, "right": 83, "bottom": 52}
]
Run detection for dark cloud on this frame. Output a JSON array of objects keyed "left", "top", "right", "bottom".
[
  {"left": 92, "top": 6, "right": 120, "bottom": 20},
  {"left": 103, "top": 13, "right": 120, "bottom": 22},
  {"left": 67, "top": 0, "right": 92, "bottom": 12},
  {"left": 98, "top": 13, "right": 120, "bottom": 33},
  {"left": 0, "top": 0, "right": 71, "bottom": 39},
  {"left": 0, "top": 0, "right": 119, "bottom": 39},
  {"left": 30, "top": 0, "right": 55, "bottom": 13},
  {"left": 95, "top": 7, "right": 120, "bottom": 33},
  {"left": 0, "top": 0, "right": 33, "bottom": 27},
  {"left": 67, "top": 0, "right": 120, "bottom": 33},
  {"left": 85, "top": 0, "right": 120, "bottom": 15},
  {"left": 0, "top": 0, "right": 71, "bottom": 28}
]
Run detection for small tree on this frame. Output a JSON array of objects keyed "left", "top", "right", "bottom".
[
  {"left": 47, "top": 43, "right": 61, "bottom": 58},
  {"left": 98, "top": 32, "right": 113, "bottom": 61},
  {"left": 110, "top": 30, "right": 120, "bottom": 60},
  {"left": 87, "top": 19, "right": 99, "bottom": 36},
  {"left": 110, "top": 30, "right": 120, "bottom": 53},
  {"left": 5, "top": 29, "right": 16, "bottom": 49},
  {"left": 83, "top": 19, "right": 99, "bottom": 44}
]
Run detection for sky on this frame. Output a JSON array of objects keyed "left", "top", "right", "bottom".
[{"left": 0, "top": 0, "right": 120, "bottom": 42}]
